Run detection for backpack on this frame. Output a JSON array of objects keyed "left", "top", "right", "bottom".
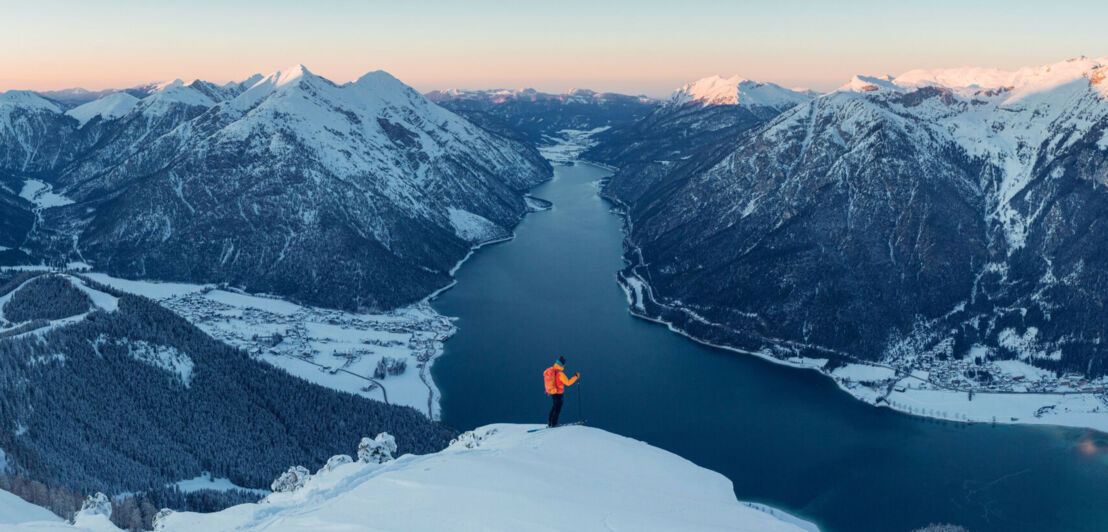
[{"left": 543, "top": 366, "right": 560, "bottom": 395}]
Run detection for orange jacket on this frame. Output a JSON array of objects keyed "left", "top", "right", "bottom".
[{"left": 543, "top": 363, "right": 578, "bottom": 395}]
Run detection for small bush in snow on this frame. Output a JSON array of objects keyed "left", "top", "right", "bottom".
[
  {"left": 152, "top": 508, "right": 174, "bottom": 530},
  {"left": 373, "top": 357, "right": 407, "bottom": 379},
  {"left": 270, "top": 466, "right": 311, "bottom": 493},
  {"left": 358, "top": 433, "right": 397, "bottom": 464},
  {"left": 450, "top": 427, "right": 498, "bottom": 449},
  {"left": 317, "top": 454, "right": 353, "bottom": 475},
  {"left": 74, "top": 492, "right": 111, "bottom": 522}
]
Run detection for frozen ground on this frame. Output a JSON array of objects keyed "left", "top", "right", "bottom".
[{"left": 83, "top": 273, "right": 455, "bottom": 419}]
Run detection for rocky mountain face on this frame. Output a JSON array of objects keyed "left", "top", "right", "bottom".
[
  {"left": 585, "top": 75, "right": 814, "bottom": 209},
  {"left": 0, "top": 66, "right": 551, "bottom": 310},
  {"left": 604, "top": 57, "right": 1108, "bottom": 377},
  {"left": 426, "top": 87, "right": 657, "bottom": 145}
]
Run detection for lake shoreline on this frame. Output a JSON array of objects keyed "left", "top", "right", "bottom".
[{"left": 596, "top": 162, "right": 1108, "bottom": 436}]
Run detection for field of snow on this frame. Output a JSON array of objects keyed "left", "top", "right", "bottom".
[
  {"left": 830, "top": 363, "right": 896, "bottom": 382},
  {"left": 81, "top": 273, "right": 456, "bottom": 418},
  {"left": 19, "top": 179, "right": 74, "bottom": 209},
  {"left": 538, "top": 126, "right": 609, "bottom": 162},
  {"left": 0, "top": 489, "right": 61, "bottom": 525},
  {"left": 173, "top": 473, "right": 268, "bottom": 496},
  {"left": 154, "top": 424, "right": 816, "bottom": 532}
]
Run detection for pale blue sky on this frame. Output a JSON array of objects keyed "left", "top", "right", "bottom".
[{"left": 2, "top": 0, "right": 1104, "bottom": 96}]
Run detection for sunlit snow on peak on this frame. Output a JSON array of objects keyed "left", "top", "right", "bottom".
[{"left": 669, "top": 75, "right": 812, "bottom": 109}]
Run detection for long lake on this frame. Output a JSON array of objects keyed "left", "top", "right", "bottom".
[{"left": 432, "top": 162, "right": 1108, "bottom": 532}]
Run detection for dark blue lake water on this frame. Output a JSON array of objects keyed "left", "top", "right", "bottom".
[{"left": 432, "top": 162, "right": 1108, "bottom": 532}]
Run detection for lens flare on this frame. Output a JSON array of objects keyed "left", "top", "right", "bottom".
[{"left": 1077, "top": 437, "right": 1100, "bottom": 456}]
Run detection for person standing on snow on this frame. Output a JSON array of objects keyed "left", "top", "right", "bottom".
[{"left": 543, "top": 356, "right": 579, "bottom": 427}]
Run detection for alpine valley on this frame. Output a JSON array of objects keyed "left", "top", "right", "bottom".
[{"left": 3, "top": 53, "right": 1108, "bottom": 532}]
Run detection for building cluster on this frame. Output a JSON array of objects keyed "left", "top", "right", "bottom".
[
  {"left": 159, "top": 289, "right": 456, "bottom": 374},
  {"left": 836, "top": 351, "right": 1108, "bottom": 398}
]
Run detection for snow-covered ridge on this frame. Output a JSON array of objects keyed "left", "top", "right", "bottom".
[
  {"left": 824, "top": 55, "right": 1108, "bottom": 250},
  {"left": 669, "top": 75, "right": 815, "bottom": 109},
  {"left": 65, "top": 92, "right": 139, "bottom": 126},
  {"left": 426, "top": 87, "right": 656, "bottom": 105},
  {"left": 836, "top": 55, "right": 1108, "bottom": 100},
  {"left": 0, "top": 90, "right": 62, "bottom": 113},
  {"left": 147, "top": 424, "right": 815, "bottom": 532}
]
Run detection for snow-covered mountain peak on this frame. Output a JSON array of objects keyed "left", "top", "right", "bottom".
[
  {"left": 893, "top": 56, "right": 1108, "bottom": 100},
  {"left": 805, "top": 56, "right": 1108, "bottom": 251},
  {"left": 352, "top": 69, "right": 410, "bottom": 94},
  {"left": 136, "top": 79, "right": 216, "bottom": 112},
  {"left": 65, "top": 92, "right": 140, "bottom": 126},
  {"left": 837, "top": 74, "right": 899, "bottom": 94},
  {"left": 153, "top": 78, "right": 193, "bottom": 91},
  {"left": 260, "top": 64, "right": 314, "bottom": 88},
  {"left": 669, "top": 75, "right": 813, "bottom": 109},
  {"left": 0, "top": 89, "right": 62, "bottom": 112}
]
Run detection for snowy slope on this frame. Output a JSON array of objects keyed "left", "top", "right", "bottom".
[
  {"left": 0, "top": 489, "right": 62, "bottom": 525},
  {"left": 65, "top": 92, "right": 140, "bottom": 126},
  {"left": 669, "top": 75, "right": 815, "bottom": 109},
  {"left": 150, "top": 424, "right": 814, "bottom": 532}
]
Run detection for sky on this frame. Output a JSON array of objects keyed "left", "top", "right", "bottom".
[{"left": 2, "top": 0, "right": 1105, "bottom": 97}]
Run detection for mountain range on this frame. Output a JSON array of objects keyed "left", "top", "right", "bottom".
[
  {"left": 587, "top": 56, "right": 1108, "bottom": 378},
  {"left": 0, "top": 66, "right": 551, "bottom": 311}
]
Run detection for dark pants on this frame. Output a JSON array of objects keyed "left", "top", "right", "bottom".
[{"left": 548, "top": 393, "right": 564, "bottom": 427}]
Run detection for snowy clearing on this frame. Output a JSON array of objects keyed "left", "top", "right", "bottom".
[
  {"left": 19, "top": 180, "right": 74, "bottom": 209},
  {"left": 538, "top": 126, "right": 609, "bottom": 162},
  {"left": 173, "top": 473, "right": 268, "bottom": 496},
  {"left": 831, "top": 363, "right": 897, "bottom": 382}
]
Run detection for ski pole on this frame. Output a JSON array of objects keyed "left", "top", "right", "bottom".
[{"left": 577, "top": 380, "right": 582, "bottom": 421}]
